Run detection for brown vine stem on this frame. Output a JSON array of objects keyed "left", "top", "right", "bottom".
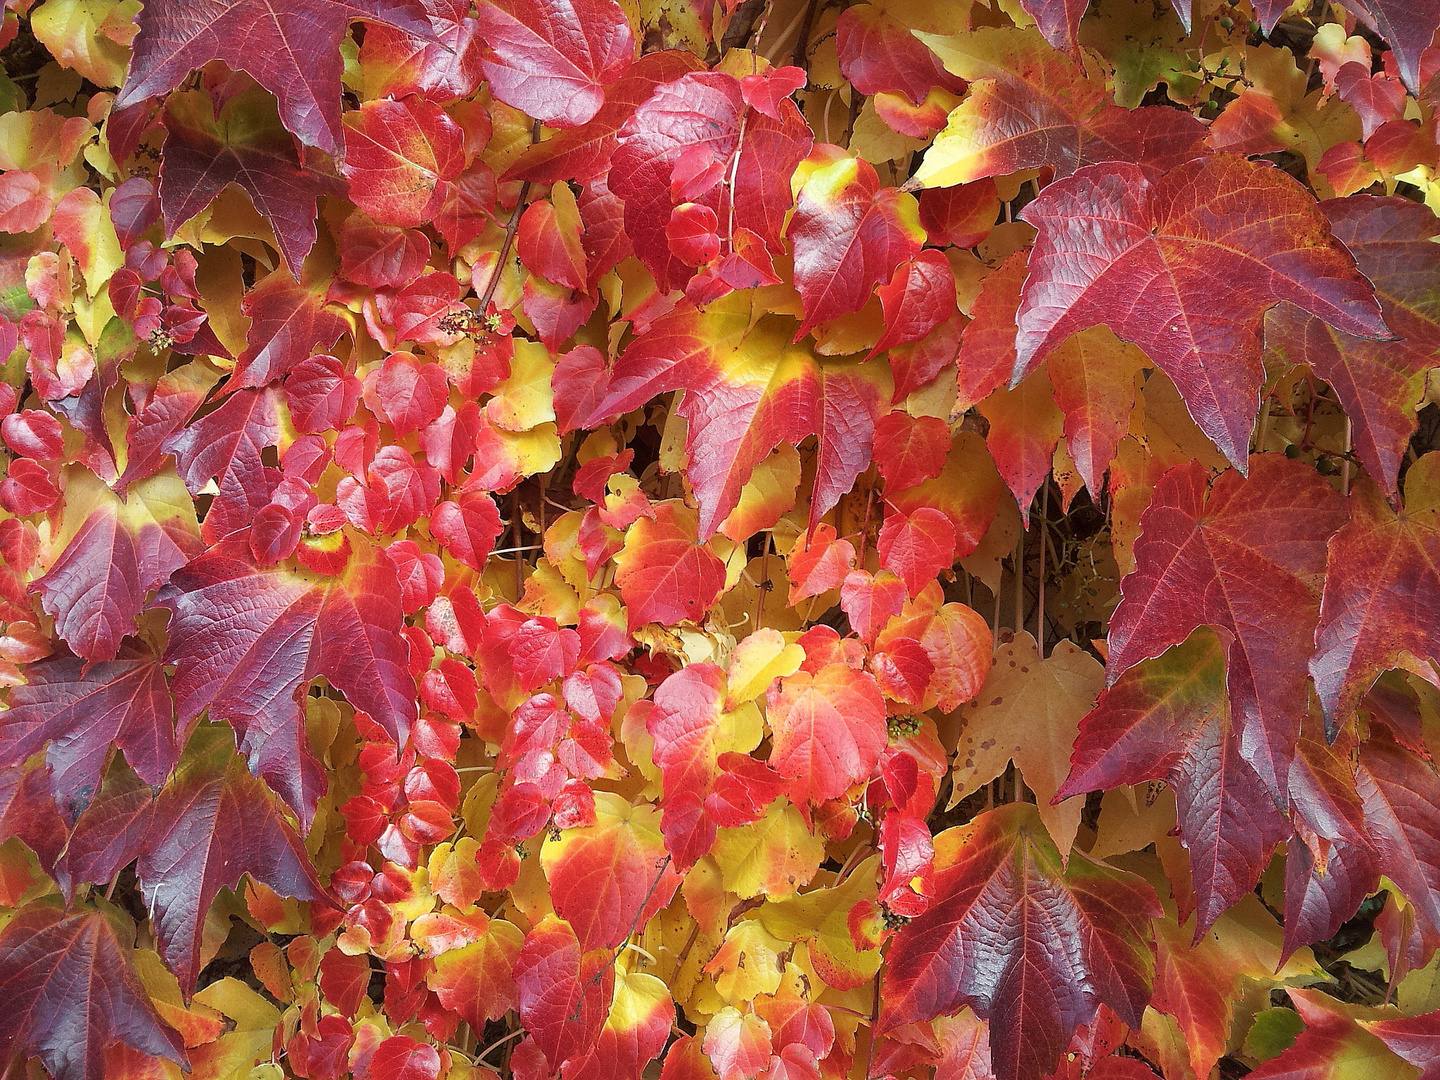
[
  {"left": 475, "top": 120, "right": 541, "bottom": 317},
  {"left": 1013, "top": 527, "right": 1025, "bottom": 634},
  {"left": 1037, "top": 484, "right": 1048, "bottom": 657},
  {"left": 1341, "top": 416, "right": 1354, "bottom": 497},
  {"left": 863, "top": 966, "right": 883, "bottom": 1079},
  {"left": 790, "top": 0, "right": 822, "bottom": 69},
  {"left": 567, "top": 855, "right": 673, "bottom": 1023},
  {"left": 511, "top": 490, "right": 523, "bottom": 597},
  {"left": 474, "top": 1028, "right": 522, "bottom": 1065}
]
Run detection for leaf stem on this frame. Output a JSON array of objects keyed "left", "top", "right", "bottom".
[
  {"left": 863, "top": 964, "right": 882, "bottom": 1078},
  {"left": 1037, "top": 484, "right": 1048, "bottom": 657},
  {"left": 790, "top": 0, "right": 822, "bottom": 69},
  {"left": 475, "top": 120, "right": 542, "bottom": 317},
  {"left": 474, "top": 1028, "right": 522, "bottom": 1064}
]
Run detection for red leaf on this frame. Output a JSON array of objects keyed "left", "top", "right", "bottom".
[
  {"left": 0, "top": 652, "right": 174, "bottom": 816},
  {"left": 790, "top": 156, "right": 925, "bottom": 337},
  {"left": 1267, "top": 196, "right": 1440, "bottom": 496},
  {"left": 611, "top": 71, "right": 812, "bottom": 293},
  {"left": 474, "top": 0, "right": 635, "bottom": 127},
  {"left": 1356, "top": 726, "right": 1440, "bottom": 944},
  {"left": 359, "top": 3, "right": 485, "bottom": 103},
  {"left": 883, "top": 802, "right": 1159, "bottom": 1080},
  {"left": 0, "top": 902, "right": 186, "bottom": 1080},
  {"left": 162, "top": 538, "right": 416, "bottom": 824},
  {"left": 873, "top": 413, "right": 950, "bottom": 493},
  {"left": 1018, "top": 0, "right": 1089, "bottom": 52},
  {"left": 877, "top": 506, "right": 956, "bottom": 598},
  {"left": 915, "top": 28, "right": 1208, "bottom": 187},
  {"left": 590, "top": 298, "right": 883, "bottom": 536},
  {"left": 364, "top": 1035, "right": 440, "bottom": 1080},
  {"left": 366, "top": 353, "right": 450, "bottom": 436},
  {"left": 518, "top": 193, "right": 588, "bottom": 291},
  {"left": 1057, "top": 630, "right": 1290, "bottom": 934},
  {"left": 1312, "top": 453, "right": 1440, "bottom": 731},
  {"left": 339, "top": 214, "right": 430, "bottom": 289},
  {"left": 158, "top": 89, "right": 334, "bottom": 277},
  {"left": 1016, "top": 155, "right": 1390, "bottom": 466},
  {"left": 137, "top": 726, "right": 325, "bottom": 991},
  {"left": 232, "top": 270, "right": 348, "bottom": 389},
  {"left": 765, "top": 664, "right": 887, "bottom": 811},
  {"left": 1365, "top": 1008, "right": 1440, "bottom": 1079},
  {"left": 1350, "top": 0, "right": 1440, "bottom": 94},
  {"left": 1106, "top": 455, "right": 1346, "bottom": 794},
  {"left": 918, "top": 179, "right": 999, "bottom": 249},
  {"left": 116, "top": 0, "right": 438, "bottom": 154},
  {"left": 869, "top": 250, "right": 958, "bottom": 359},
  {"left": 507, "top": 51, "right": 705, "bottom": 184},
  {"left": 613, "top": 502, "right": 725, "bottom": 629},
  {"left": 542, "top": 792, "right": 681, "bottom": 950},
  {"left": 35, "top": 471, "right": 202, "bottom": 661},
  {"left": 835, "top": 5, "right": 965, "bottom": 104},
  {"left": 341, "top": 97, "right": 464, "bottom": 229},
  {"left": 514, "top": 915, "right": 613, "bottom": 1071},
  {"left": 430, "top": 491, "right": 503, "bottom": 570},
  {"left": 164, "top": 386, "right": 286, "bottom": 542}
]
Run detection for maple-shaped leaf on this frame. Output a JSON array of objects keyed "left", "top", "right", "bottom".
[
  {"left": 231, "top": 270, "right": 349, "bottom": 390},
  {"left": 115, "top": 0, "right": 439, "bottom": 154},
  {"left": 1266, "top": 196, "right": 1440, "bottom": 496},
  {"left": 474, "top": 0, "right": 634, "bottom": 128},
  {"left": 136, "top": 725, "right": 325, "bottom": 992},
  {"left": 1146, "top": 884, "right": 1325, "bottom": 1080},
  {"left": 1104, "top": 453, "right": 1346, "bottom": 794},
  {"left": 1248, "top": 989, "right": 1418, "bottom": 1080},
  {"left": 589, "top": 299, "right": 883, "bottom": 536},
  {"left": 35, "top": 468, "right": 202, "bottom": 662},
  {"left": 765, "top": 663, "right": 887, "bottom": 813},
  {"left": 161, "top": 536, "right": 416, "bottom": 824},
  {"left": 789, "top": 156, "right": 925, "bottom": 337},
  {"left": 540, "top": 792, "right": 681, "bottom": 951},
  {"left": 57, "top": 763, "right": 159, "bottom": 897},
  {"left": 958, "top": 254, "right": 1146, "bottom": 497},
  {"left": 0, "top": 650, "right": 174, "bottom": 819},
  {"left": 1365, "top": 1008, "right": 1440, "bottom": 1079},
  {"left": 163, "top": 385, "right": 286, "bottom": 544},
  {"left": 507, "top": 51, "right": 706, "bottom": 184},
  {"left": 1355, "top": 726, "right": 1440, "bottom": 944},
  {"left": 0, "top": 901, "right": 186, "bottom": 1080},
  {"left": 1015, "top": 154, "right": 1390, "bottom": 467},
  {"left": 951, "top": 633, "right": 1103, "bottom": 858},
  {"left": 610, "top": 70, "right": 812, "bottom": 293},
  {"left": 1057, "top": 630, "right": 1290, "bottom": 934},
  {"left": 158, "top": 89, "right": 335, "bottom": 278},
  {"left": 883, "top": 802, "right": 1159, "bottom": 1080},
  {"left": 914, "top": 27, "right": 1207, "bottom": 187},
  {"left": 1311, "top": 452, "right": 1440, "bottom": 730},
  {"left": 1346, "top": 0, "right": 1440, "bottom": 94}
]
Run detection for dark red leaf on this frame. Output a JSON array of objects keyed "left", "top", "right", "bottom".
[
  {"left": 137, "top": 725, "right": 326, "bottom": 992},
  {"left": 0, "top": 902, "right": 186, "bottom": 1080},
  {"left": 883, "top": 802, "right": 1159, "bottom": 1080},
  {"left": 116, "top": 0, "right": 439, "bottom": 154}
]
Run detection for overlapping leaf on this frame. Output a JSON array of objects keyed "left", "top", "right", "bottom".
[
  {"left": 1017, "top": 154, "right": 1390, "bottom": 466},
  {"left": 883, "top": 802, "right": 1159, "bottom": 1080}
]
